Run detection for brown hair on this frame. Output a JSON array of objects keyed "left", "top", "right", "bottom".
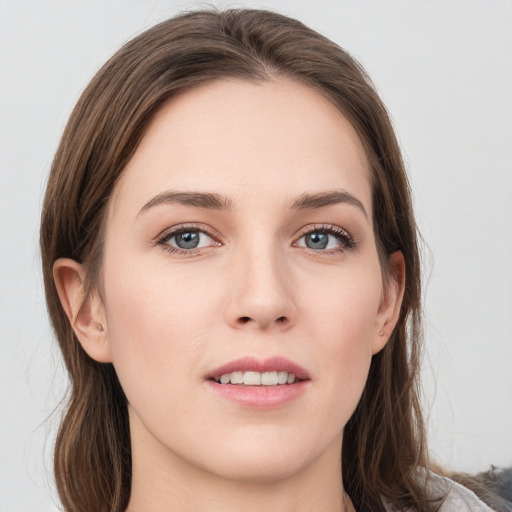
[{"left": 41, "top": 9, "right": 429, "bottom": 512}]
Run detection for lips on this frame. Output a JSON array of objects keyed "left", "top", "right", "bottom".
[
  {"left": 206, "top": 356, "right": 310, "bottom": 383},
  {"left": 205, "top": 356, "right": 310, "bottom": 408}
]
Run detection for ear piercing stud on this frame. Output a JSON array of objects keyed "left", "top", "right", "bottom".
[{"left": 97, "top": 323, "right": 104, "bottom": 332}]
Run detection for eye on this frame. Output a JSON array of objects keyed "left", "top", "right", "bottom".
[
  {"left": 156, "top": 225, "right": 221, "bottom": 254},
  {"left": 294, "top": 225, "right": 355, "bottom": 252}
]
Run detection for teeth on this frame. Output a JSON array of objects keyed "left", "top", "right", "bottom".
[
  {"left": 230, "top": 371, "right": 244, "bottom": 384},
  {"left": 261, "top": 371, "right": 278, "bottom": 386},
  {"left": 277, "top": 371, "right": 288, "bottom": 384},
  {"left": 216, "top": 371, "right": 298, "bottom": 386},
  {"left": 244, "top": 371, "right": 261, "bottom": 385}
]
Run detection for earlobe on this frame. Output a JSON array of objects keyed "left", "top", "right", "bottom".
[
  {"left": 372, "top": 251, "right": 406, "bottom": 355},
  {"left": 53, "top": 258, "right": 113, "bottom": 363}
]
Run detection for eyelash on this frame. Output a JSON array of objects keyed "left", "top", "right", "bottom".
[
  {"left": 155, "top": 223, "right": 355, "bottom": 256},
  {"left": 155, "top": 224, "right": 221, "bottom": 256},
  {"left": 294, "top": 224, "right": 356, "bottom": 253}
]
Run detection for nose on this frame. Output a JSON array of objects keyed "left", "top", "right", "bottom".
[{"left": 224, "top": 244, "right": 297, "bottom": 331}]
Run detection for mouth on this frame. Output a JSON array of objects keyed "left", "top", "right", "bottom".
[
  {"left": 205, "top": 356, "right": 310, "bottom": 408},
  {"left": 207, "top": 356, "right": 310, "bottom": 384},
  {"left": 212, "top": 370, "right": 301, "bottom": 386}
]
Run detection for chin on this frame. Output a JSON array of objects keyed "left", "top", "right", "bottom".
[
  {"left": 190, "top": 428, "right": 337, "bottom": 485},
  {"left": 206, "top": 452, "right": 309, "bottom": 484}
]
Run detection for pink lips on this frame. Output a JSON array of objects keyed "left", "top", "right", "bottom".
[
  {"left": 205, "top": 356, "right": 311, "bottom": 409},
  {"left": 207, "top": 356, "right": 310, "bottom": 381}
]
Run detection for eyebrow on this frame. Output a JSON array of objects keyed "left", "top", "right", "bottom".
[
  {"left": 137, "top": 188, "right": 367, "bottom": 219},
  {"left": 138, "top": 191, "right": 234, "bottom": 216},
  {"left": 291, "top": 190, "right": 368, "bottom": 219}
]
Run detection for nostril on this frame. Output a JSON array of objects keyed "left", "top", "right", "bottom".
[{"left": 236, "top": 315, "right": 289, "bottom": 326}]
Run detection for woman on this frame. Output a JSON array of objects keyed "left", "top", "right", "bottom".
[{"left": 40, "top": 8, "right": 499, "bottom": 512}]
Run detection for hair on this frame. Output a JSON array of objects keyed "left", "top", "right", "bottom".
[{"left": 41, "top": 8, "right": 431, "bottom": 512}]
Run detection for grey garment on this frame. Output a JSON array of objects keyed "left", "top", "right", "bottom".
[
  {"left": 478, "top": 466, "right": 512, "bottom": 506},
  {"left": 383, "top": 472, "right": 496, "bottom": 511}
]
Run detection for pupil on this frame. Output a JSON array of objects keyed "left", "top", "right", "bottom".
[
  {"left": 176, "top": 231, "right": 199, "bottom": 249},
  {"left": 306, "top": 232, "right": 328, "bottom": 249}
]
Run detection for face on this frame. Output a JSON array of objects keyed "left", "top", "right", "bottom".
[{"left": 98, "top": 79, "right": 397, "bottom": 483}]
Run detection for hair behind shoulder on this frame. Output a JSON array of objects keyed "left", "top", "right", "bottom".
[{"left": 41, "top": 8, "right": 432, "bottom": 511}]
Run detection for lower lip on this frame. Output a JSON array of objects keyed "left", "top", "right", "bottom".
[{"left": 205, "top": 380, "right": 310, "bottom": 409}]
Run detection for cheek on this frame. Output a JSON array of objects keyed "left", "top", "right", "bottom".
[
  {"left": 101, "top": 254, "right": 219, "bottom": 405},
  {"left": 300, "top": 261, "right": 382, "bottom": 404},
  {"left": 302, "top": 260, "right": 382, "bottom": 345},
  {"left": 104, "top": 249, "right": 217, "bottom": 341}
]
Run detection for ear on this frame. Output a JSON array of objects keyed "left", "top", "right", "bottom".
[
  {"left": 372, "top": 251, "right": 406, "bottom": 355},
  {"left": 53, "top": 258, "right": 112, "bottom": 363}
]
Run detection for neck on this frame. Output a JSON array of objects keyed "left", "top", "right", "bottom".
[{"left": 126, "top": 415, "right": 353, "bottom": 512}]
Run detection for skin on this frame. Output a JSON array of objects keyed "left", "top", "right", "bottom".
[{"left": 54, "top": 79, "right": 404, "bottom": 512}]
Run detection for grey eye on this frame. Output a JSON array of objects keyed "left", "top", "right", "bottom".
[
  {"left": 165, "top": 229, "right": 215, "bottom": 250},
  {"left": 305, "top": 232, "right": 329, "bottom": 249},
  {"left": 174, "top": 231, "right": 200, "bottom": 249},
  {"left": 295, "top": 226, "right": 352, "bottom": 252}
]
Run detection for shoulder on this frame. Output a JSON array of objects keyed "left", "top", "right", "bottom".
[
  {"left": 426, "top": 472, "right": 497, "bottom": 511},
  {"left": 382, "top": 471, "right": 497, "bottom": 511}
]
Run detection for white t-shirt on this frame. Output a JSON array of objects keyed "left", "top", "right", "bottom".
[{"left": 384, "top": 472, "right": 496, "bottom": 511}]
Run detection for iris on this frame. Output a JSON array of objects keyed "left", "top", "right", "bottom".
[
  {"left": 305, "top": 232, "right": 329, "bottom": 250},
  {"left": 175, "top": 231, "right": 200, "bottom": 249}
]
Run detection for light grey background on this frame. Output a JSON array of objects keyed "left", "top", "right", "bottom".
[{"left": 1, "top": 1, "right": 511, "bottom": 510}]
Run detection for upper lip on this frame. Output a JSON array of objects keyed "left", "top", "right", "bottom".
[{"left": 207, "top": 356, "right": 310, "bottom": 381}]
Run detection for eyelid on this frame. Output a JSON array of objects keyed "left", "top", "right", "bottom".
[
  {"left": 153, "top": 222, "right": 355, "bottom": 255},
  {"left": 154, "top": 223, "right": 222, "bottom": 254},
  {"left": 293, "top": 223, "right": 355, "bottom": 251},
  {"left": 295, "top": 223, "right": 351, "bottom": 239}
]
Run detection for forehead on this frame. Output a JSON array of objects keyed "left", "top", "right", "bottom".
[{"left": 110, "top": 78, "right": 371, "bottom": 218}]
